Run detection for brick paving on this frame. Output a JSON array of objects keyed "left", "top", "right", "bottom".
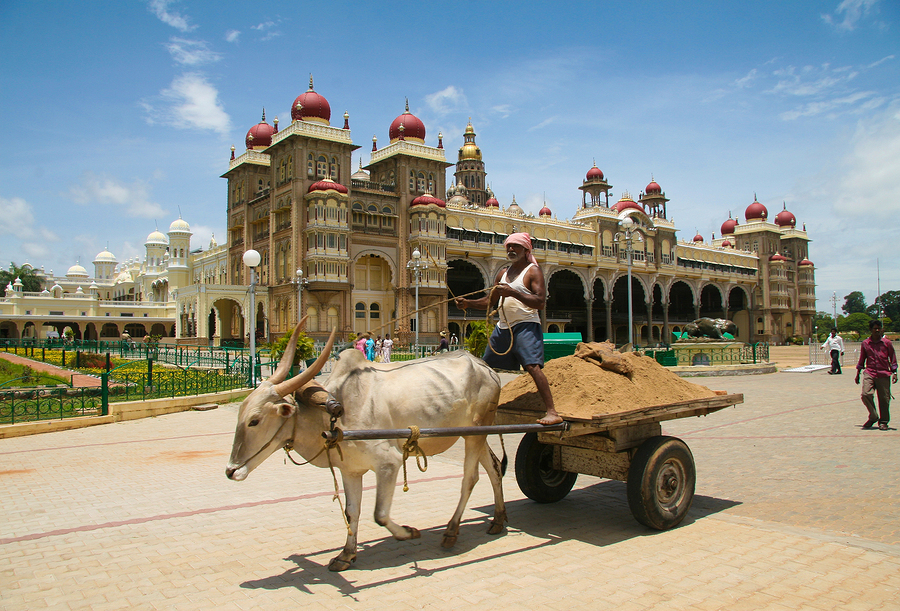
[{"left": 1, "top": 368, "right": 898, "bottom": 610}]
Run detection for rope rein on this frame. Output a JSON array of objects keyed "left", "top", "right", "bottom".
[{"left": 401, "top": 425, "right": 428, "bottom": 492}]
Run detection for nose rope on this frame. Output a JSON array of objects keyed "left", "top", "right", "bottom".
[{"left": 401, "top": 425, "right": 428, "bottom": 492}]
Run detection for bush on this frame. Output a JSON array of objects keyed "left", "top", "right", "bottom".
[
  {"left": 465, "top": 321, "right": 492, "bottom": 357},
  {"left": 268, "top": 330, "right": 315, "bottom": 365}
]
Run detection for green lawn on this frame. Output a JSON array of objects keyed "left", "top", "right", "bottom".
[{"left": 0, "top": 360, "right": 69, "bottom": 388}]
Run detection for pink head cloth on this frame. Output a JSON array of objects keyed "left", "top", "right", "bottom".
[{"left": 504, "top": 232, "right": 538, "bottom": 265}]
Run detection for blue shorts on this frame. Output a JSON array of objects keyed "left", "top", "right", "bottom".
[{"left": 483, "top": 322, "right": 544, "bottom": 371}]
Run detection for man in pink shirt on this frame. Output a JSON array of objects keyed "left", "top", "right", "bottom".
[{"left": 855, "top": 319, "right": 898, "bottom": 430}]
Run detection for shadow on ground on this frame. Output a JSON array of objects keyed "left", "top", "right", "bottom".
[{"left": 240, "top": 479, "right": 741, "bottom": 596}]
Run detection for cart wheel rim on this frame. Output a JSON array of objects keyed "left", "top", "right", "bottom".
[
  {"left": 537, "top": 445, "right": 570, "bottom": 487},
  {"left": 655, "top": 458, "right": 687, "bottom": 508}
]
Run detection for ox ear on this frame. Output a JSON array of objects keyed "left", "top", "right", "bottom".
[{"left": 276, "top": 401, "right": 296, "bottom": 418}]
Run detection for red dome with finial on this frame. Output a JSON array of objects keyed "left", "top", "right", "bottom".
[
  {"left": 245, "top": 110, "right": 275, "bottom": 150},
  {"left": 722, "top": 239, "right": 732, "bottom": 248},
  {"left": 307, "top": 177, "right": 348, "bottom": 194},
  {"left": 389, "top": 100, "right": 426, "bottom": 143},
  {"left": 586, "top": 163, "right": 604, "bottom": 181},
  {"left": 798, "top": 258, "right": 814, "bottom": 266},
  {"left": 613, "top": 193, "right": 644, "bottom": 214},
  {"left": 774, "top": 204, "right": 797, "bottom": 227},
  {"left": 745, "top": 196, "right": 768, "bottom": 221},
  {"left": 693, "top": 233, "right": 704, "bottom": 243},
  {"left": 645, "top": 179, "right": 661, "bottom": 194},
  {"left": 410, "top": 194, "right": 445, "bottom": 208},
  {"left": 721, "top": 216, "right": 738, "bottom": 235},
  {"left": 539, "top": 204, "right": 552, "bottom": 217},
  {"left": 291, "top": 76, "right": 331, "bottom": 124},
  {"left": 769, "top": 253, "right": 787, "bottom": 262},
  {"left": 485, "top": 196, "right": 499, "bottom": 207}
]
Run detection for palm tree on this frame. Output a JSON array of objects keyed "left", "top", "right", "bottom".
[{"left": 0, "top": 262, "right": 45, "bottom": 296}]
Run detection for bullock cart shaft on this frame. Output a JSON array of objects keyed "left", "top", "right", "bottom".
[{"left": 321, "top": 421, "right": 567, "bottom": 442}]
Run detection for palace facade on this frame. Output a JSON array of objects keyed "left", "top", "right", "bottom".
[{"left": 0, "top": 79, "right": 816, "bottom": 347}]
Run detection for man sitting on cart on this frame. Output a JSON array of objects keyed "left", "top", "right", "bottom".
[{"left": 456, "top": 232, "right": 562, "bottom": 426}]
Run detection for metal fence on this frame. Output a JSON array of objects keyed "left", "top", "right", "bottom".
[{"left": 0, "top": 387, "right": 102, "bottom": 425}]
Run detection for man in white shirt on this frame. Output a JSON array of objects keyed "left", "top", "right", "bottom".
[{"left": 822, "top": 328, "right": 845, "bottom": 375}]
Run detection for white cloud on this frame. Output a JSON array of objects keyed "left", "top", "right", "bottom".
[
  {"left": 821, "top": 0, "right": 879, "bottom": 31},
  {"left": 735, "top": 68, "right": 758, "bottom": 88},
  {"left": 425, "top": 86, "right": 468, "bottom": 115},
  {"left": 780, "top": 91, "right": 878, "bottom": 120},
  {"left": 769, "top": 64, "right": 858, "bottom": 97},
  {"left": 68, "top": 173, "right": 168, "bottom": 219},
  {"left": 144, "top": 73, "right": 231, "bottom": 134},
  {"left": 251, "top": 20, "right": 281, "bottom": 41},
  {"left": 528, "top": 116, "right": 557, "bottom": 131},
  {"left": 225, "top": 30, "right": 241, "bottom": 43},
  {"left": 148, "top": 0, "right": 196, "bottom": 32},
  {"left": 0, "top": 196, "right": 35, "bottom": 237},
  {"left": 165, "top": 38, "right": 222, "bottom": 66}
]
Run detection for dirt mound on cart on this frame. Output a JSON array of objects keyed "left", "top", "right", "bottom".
[{"left": 498, "top": 352, "right": 716, "bottom": 420}]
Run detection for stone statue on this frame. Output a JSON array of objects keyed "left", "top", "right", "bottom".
[{"left": 681, "top": 317, "right": 737, "bottom": 340}]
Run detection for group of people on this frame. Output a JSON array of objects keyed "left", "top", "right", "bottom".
[
  {"left": 823, "top": 321, "right": 897, "bottom": 431},
  {"left": 354, "top": 332, "right": 394, "bottom": 362}
]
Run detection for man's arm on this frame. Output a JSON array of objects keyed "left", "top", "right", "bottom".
[
  {"left": 855, "top": 342, "right": 868, "bottom": 384},
  {"left": 456, "top": 269, "right": 505, "bottom": 310}
]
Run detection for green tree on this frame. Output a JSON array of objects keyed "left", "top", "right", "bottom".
[
  {"left": 465, "top": 321, "right": 492, "bottom": 357},
  {"left": 0, "top": 262, "right": 45, "bottom": 296},
  {"left": 842, "top": 291, "right": 867, "bottom": 315},
  {"left": 838, "top": 312, "right": 872, "bottom": 335},
  {"left": 872, "top": 290, "right": 900, "bottom": 331},
  {"left": 813, "top": 311, "right": 835, "bottom": 337},
  {"left": 268, "top": 329, "right": 315, "bottom": 365}
]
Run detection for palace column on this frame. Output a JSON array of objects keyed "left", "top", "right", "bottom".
[
  {"left": 605, "top": 300, "right": 613, "bottom": 343},
  {"left": 586, "top": 298, "right": 593, "bottom": 342},
  {"left": 646, "top": 300, "right": 653, "bottom": 346},
  {"left": 662, "top": 301, "right": 670, "bottom": 344}
]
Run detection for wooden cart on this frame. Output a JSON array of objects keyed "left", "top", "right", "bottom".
[{"left": 496, "top": 392, "right": 744, "bottom": 530}]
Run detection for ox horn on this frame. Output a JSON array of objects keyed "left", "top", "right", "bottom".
[
  {"left": 273, "top": 327, "right": 337, "bottom": 398},
  {"left": 269, "top": 316, "right": 308, "bottom": 384}
]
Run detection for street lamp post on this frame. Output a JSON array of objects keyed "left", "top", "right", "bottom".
[
  {"left": 293, "top": 267, "right": 309, "bottom": 323},
  {"left": 406, "top": 248, "right": 429, "bottom": 353},
  {"left": 616, "top": 216, "right": 642, "bottom": 347},
  {"left": 243, "top": 249, "right": 261, "bottom": 386}
]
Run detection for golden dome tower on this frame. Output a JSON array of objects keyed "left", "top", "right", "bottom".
[{"left": 453, "top": 119, "right": 487, "bottom": 205}]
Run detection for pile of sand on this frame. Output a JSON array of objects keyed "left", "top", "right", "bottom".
[{"left": 498, "top": 351, "right": 716, "bottom": 421}]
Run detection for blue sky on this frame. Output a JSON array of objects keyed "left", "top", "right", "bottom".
[{"left": 1, "top": 0, "right": 897, "bottom": 313}]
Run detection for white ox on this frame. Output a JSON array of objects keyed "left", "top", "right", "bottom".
[{"left": 226, "top": 321, "right": 507, "bottom": 571}]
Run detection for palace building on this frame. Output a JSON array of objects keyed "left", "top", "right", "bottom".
[{"left": 0, "top": 79, "right": 816, "bottom": 347}]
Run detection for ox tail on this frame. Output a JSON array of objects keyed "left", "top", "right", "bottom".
[{"left": 492, "top": 435, "right": 508, "bottom": 477}]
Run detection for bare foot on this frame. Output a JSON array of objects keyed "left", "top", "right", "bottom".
[{"left": 537, "top": 411, "right": 563, "bottom": 425}]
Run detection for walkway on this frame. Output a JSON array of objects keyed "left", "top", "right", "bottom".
[
  {"left": 0, "top": 352, "right": 103, "bottom": 387},
  {"left": 0, "top": 368, "right": 897, "bottom": 610}
]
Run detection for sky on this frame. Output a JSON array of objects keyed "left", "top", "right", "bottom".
[{"left": 1, "top": 0, "right": 897, "bottom": 314}]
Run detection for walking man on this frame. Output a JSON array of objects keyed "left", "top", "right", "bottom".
[
  {"left": 855, "top": 319, "right": 897, "bottom": 430},
  {"left": 822, "top": 328, "right": 844, "bottom": 374},
  {"left": 455, "top": 232, "right": 561, "bottom": 425}
]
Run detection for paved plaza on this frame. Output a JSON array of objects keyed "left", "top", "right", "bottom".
[{"left": 1, "top": 368, "right": 898, "bottom": 610}]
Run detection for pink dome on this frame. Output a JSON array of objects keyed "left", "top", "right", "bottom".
[
  {"left": 485, "top": 196, "right": 499, "bottom": 207},
  {"left": 693, "top": 233, "right": 704, "bottom": 243},
  {"left": 721, "top": 217, "right": 738, "bottom": 235},
  {"left": 774, "top": 204, "right": 797, "bottom": 227},
  {"left": 389, "top": 101, "right": 426, "bottom": 143},
  {"left": 745, "top": 197, "right": 768, "bottom": 222},
  {"left": 586, "top": 164, "right": 604, "bottom": 180},
  {"left": 645, "top": 180, "right": 661, "bottom": 194},
  {"left": 799, "top": 258, "right": 814, "bottom": 266},
  {"left": 291, "top": 77, "right": 331, "bottom": 124},
  {"left": 307, "top": 177, "right": 348, "bottom": 194},
  {"left": 721, "top": 239, "right": 732, "bottom": 248},
  {"left": 245, "top": 111, "right": 275, "bottom": 150},
  {"left": 539, "top": 205, "right": 552, "bottom": 217},
  {"left": 410, "top": 194, "right": 445, "bottom": 208},
  {"left": 613, "top": 195, "right": 644, "bottom": 214},
  {"left": 769, "top": 253, "right": 787, "bottom": 262}
]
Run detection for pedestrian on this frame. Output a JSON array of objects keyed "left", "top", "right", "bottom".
[
  {"left": 455, "top": 232, "right": 561, "bottom": 425},
  {"left": 382, "top": 333, "right": 394, "bottom": 362},
  {"left": 355, "top": 333, "right": 367, "bottom": 354},
  {"left": 375, "top": 335, "right": 383, "bottom": 361},
  {"left": 439, "top": 331, "right": 449, "bottom": 352},
  {"left": 365, "top": 332, "right": 375, "bottom": 361},
  {"left": 450, "top": 332, "right": 458, "bottom": 346},
  {"left": 822, "top": 328, "right": 844, "bottom": 374},
  {"left": 855, "top": 319, "right": 897, "bottom": 430}
]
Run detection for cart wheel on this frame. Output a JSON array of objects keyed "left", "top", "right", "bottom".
[
  {"left": 627, "top": 436, "right": 695, "bottom": 530},
  {"left": 515, "top": 432, "right": 578, "bottom": 503}
]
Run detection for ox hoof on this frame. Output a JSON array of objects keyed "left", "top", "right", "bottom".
[
  {"left": 441, "top": 533, "right": 458, "bottom": 548},
  {"left": 401, "top": 526, "right": 421, "bottom": 540},
  {"left": 487, "top": 520, "right": 505, "bottom": 535},
  {"left": 328, "top": 556, "right": 356, "bottom": 572}
]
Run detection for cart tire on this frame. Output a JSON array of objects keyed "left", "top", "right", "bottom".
[
  {"left": 515, "top": 432, "right": 578, "bottom": 503},
  {"left": 626, "top": 436, "right": 695, "bottom": 530}
]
